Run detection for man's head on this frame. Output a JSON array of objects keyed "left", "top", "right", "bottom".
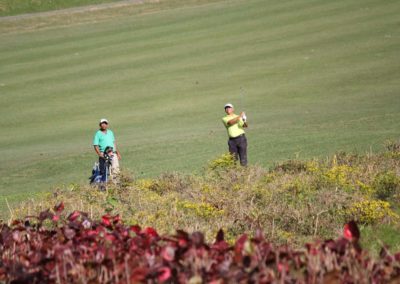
[
  {"left": 224, "top": 103, "right": 234, "bottom": 115},
  {"left": 99, "top": 118, "right": 109, "bottom": 130}
]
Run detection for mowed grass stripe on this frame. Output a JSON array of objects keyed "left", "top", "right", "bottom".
[
  {"left": 2, "top": 53, "right": 396, "bottom": 138},
  {"left": 1, "top": 35, "right": 395, "bottom": 120},
  {"left": 2, "top": 10, "right": 397, "bottom": 110},
  {"left": 2, "top": 0, "right": 397, "bottom": 93},
  {"left": 0, "top": 0, "right": 389, "bottom": 68},
  {"left": 0, "top": 0, "right": 324, "bottom": 55},
  {"left": 1, "top": 20, "right": 396, "bottom": 135},
  {"left": 2, "top": 0, "right": 395, "bottom": 81}
]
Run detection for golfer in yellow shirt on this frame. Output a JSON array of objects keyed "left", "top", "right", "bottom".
[{"left": 222, "top": 103, "right": 248, "bottom": 166}]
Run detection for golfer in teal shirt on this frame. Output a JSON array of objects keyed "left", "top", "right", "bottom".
[
  {"left": 93, "top": 118, "right": 121, "bottom": 182},
  {"left": 93, "top": 126, "right": 115, "bottom": 153}
]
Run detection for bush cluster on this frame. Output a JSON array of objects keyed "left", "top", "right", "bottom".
[{"left": 10, "top": 143, "right": 400, "bottom": 245}]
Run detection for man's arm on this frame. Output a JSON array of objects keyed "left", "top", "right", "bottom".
[
  {"left": 114, "top": 142, "right": 121, "bottom": 160},
  {"left": 94, "top": 145, "right": 104, "bottom": 158},
  {"left": 227, "top": 112, "right": 245, "bottom": 126}
]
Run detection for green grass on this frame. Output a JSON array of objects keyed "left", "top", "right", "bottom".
[
  {"left": 360, "top": 224, "right": 400, "bottom": 256},
  {"left": 0, "top": 0, "right": 121, "bottom": 16},
  {"left": 0, "top": 0, "right": 400, "bottom": 213}
]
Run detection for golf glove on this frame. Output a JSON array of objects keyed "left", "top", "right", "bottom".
[{"left": 242, "top": 112, "right": 247, "bottom": 122}]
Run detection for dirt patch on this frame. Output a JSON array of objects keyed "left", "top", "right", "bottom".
[
  {"left": 0, "top": 0, "right": 223, "bottom": 34},
  {"left": 0, "top": 0, "right": 158, "bottom": 21}
]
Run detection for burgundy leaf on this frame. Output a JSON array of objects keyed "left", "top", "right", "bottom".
[
  {"left": 235, "top": 234, "right": 248, "bottom": 253},
  {"left": 86, "top": 230, "right": 98, "bottom": 237},
  {"left": 343, "top": 221, "right": 360, "bottom": 241},
  {"left": 68, "top": 210, "right": 80, "bottom": 222},
  {"left": 130, "top": 225, "right": 141, "bottom": 234},
  {"left": 216, "top": 229, "right": 225, "bottom": 242},
  {"left": 53, "top": 202, "right": 65, "bottom": 213},
  {"left": 143, "top": 227, "right": 159, "bottom": 238},
  {"left": 130, "top": 267, "right": 148, "bottom": 282},
  {"left": 158, "top": 267, "right": 172, "bottom": 283},
  {"left": 104, "top": 233, "right": 116, "bottom": 242},
  {"left": 101, "top": 214, "right": 112, "bottom": 227},
  {"left": 113, "top": 214, "right": 121, "bottom": 224},
  {"left": 277, "top": 262, "right": 289, "bottom": 273},
  {"left": 38, "top": 209, "right": 54, "bottom": 222},
  {"left": 11, "top": 220, "right": 22, "bottom": 226}
]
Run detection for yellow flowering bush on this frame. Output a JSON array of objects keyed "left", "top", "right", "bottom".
[
  {"left": 201, "top": 184, "right": 213, "bottom": 193},
  {"left": 208, "top": 153, "right": 236, "bottom": 170},
  {"left": 305, "top": 160, "right": 320, "bottom": 174},
  {"left": 176, "top": 200, "right": 224, "bottom": 218},
  {"left": 276, "top": 229, "right": 294, "bottom": 242},
  {"left": 135, "top": 178, "right": 157, "bottom": 191},
  {"left": 324, "top": 165, "right": 354, "bottom": 188},
  {"left": 283, "top": 177, "right": 316, "bottom": 200},
  {"left": 345, "top": 200, "right": 399, "bottom": 224},
  {"left": 356, "top": 181, "right": 375, "bottom": 197}
]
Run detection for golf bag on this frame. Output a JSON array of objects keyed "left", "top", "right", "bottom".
[
  {"left": 89, "top": 162, "right": 102, "bottom": 184},
  {"left": 89, "top": 147, "right": 114, "bottom": 185}
]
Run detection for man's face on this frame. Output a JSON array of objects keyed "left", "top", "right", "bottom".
[
  {"left": 225, "top": 107, "right": 234, "bottom": 115},
  {"left": 100, "top": 122, "right": 108, "bottom": 130}
]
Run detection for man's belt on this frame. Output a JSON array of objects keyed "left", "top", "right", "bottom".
[{"left": 229, "top": 134, "right": 245, "bottom": 140}]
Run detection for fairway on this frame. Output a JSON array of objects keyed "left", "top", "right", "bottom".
[{"left": 1, "top": 0, "right": 399, "bottom": 212}]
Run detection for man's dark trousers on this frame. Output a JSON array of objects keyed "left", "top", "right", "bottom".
[
  {"left": 99, "top": 157, "right": 108, "bottom": 182},
  {"left": 228, "top": 134, "right": 248, "bottom": 166}
]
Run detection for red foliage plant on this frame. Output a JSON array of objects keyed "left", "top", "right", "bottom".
[{"left": 0, "top": 202, "right": 399, "bottom": 283}]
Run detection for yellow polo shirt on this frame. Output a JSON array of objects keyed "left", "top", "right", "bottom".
[{"left": 222, "top": 114, "right": 245, "bottom": 138}]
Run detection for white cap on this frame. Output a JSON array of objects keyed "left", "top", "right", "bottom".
[
  {"left": 224, "top": 103, "right": 234, "bottom": 109},
  {"left": 99, "top": 118, "right": 109, "bottom": 124}
]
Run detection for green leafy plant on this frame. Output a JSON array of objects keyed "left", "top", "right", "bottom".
[
  {"left": 373, "top": 171, "right": 400, "bottom": 202},
  {"left": 207, "top": 153, "right": 236, "bottom": 171}
]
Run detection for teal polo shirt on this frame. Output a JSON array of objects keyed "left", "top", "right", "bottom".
[{"left": 93, "top": 129, "right": 115, "bottom": 152}]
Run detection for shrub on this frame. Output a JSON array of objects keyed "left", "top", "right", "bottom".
[
  {"left": 384, "top": 139, "right": 400, "bottom": 153},
  {"left": 207, "top": 152, "right": 236, "bottom": 171},
  {"left": 345, "top": 200, "right": 399, "bottom": 225},
  {"left": 273, "top": 159, "right": 307, "bottom": 174},
  {"left": 373, "top": 171, "right": 400, "bottom": 202},
  {"left": 9, "top": 149, "right": 400, "bottom": 246},
  {"left": 324, "top": 164, "right": 354, "bottom": 188},
  {"left": 176, "top": 200, "right": 224, "bottom": 218}
]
